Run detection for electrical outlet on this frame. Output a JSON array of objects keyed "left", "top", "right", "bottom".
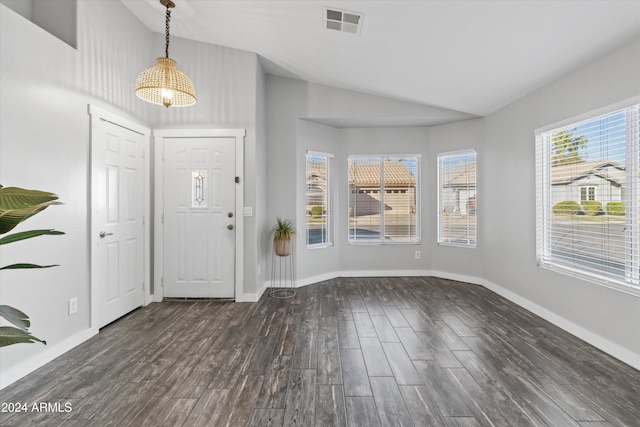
[
  {"left": 69, "top": 297, "right": 78, "bottom": 315},
  {"left": 415, "top": 250, "right": 421, "bottom": 259}
]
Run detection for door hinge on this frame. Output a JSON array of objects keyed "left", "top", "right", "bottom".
[
  {"left": 161, "top": 213, "right": 164, "bottom": 224},
  {"left": 142, "top": 215, "right": 145, "bottom": 225},
  {"left": 161, "top": 277, "right": 165, "bottom": 288},
  {"left": 142, "top": 149, "right": 146, "bottom": 159}
]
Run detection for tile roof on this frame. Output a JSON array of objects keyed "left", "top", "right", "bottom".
[{"left": 349, "top": 160, "right": 416, "bottom": 187}]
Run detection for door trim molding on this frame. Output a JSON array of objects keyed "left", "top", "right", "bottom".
[
  {"left": 153, "top": 129, "right": 246, "bottom": 301},
  {"left": 88, "top": 105, "right": 152, "bottom": 330}
]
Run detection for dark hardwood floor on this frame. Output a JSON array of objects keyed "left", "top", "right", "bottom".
[{"left": 1, "top": 277, "right": 639, "bottom": 426}]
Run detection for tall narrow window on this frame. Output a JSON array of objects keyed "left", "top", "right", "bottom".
[
  {"left": 348, "top": 155, "right": 420, "bottom": 243},
  {"left": 438, "top": 150, "right": 477, "bottom": 247},
  {"left": 536, "top": 100, "right": 640, "bottom": 293},
  {"left": 306, "top": 151, "right": 333, "bottom": 247}
]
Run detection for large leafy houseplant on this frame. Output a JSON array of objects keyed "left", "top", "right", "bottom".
[{"left": 0, "top": 185, "right": 64, "bottom": 346}]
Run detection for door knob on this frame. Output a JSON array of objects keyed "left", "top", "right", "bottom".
[
  {"left": 227, "top": 224, "right": 234, "bottom": 230},
  {"left": 228, "top": 212, "right": 234, "bottom": 218},
  {"left": 99, "top": 231, "right": 113, "bottom": 238}
]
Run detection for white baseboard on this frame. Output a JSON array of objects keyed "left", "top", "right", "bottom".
[
  {"left": 287, "top": 269, "right": 640, "bottom": 370},
  {"left": 265, "top": 270, "right": 434, "bottom": 289},
  {"left": 0, "top": 327, "right": 99, "bottom": 390},
  {"left": 5, "top": 270, "right": 636, "bottom": 391},
  {"left": 478, "top": 278, "right": 640, "bottom": 371},
  {"left": 236, "top": 282, "right": 268, "bottom": 302},
  {"left": 295, "top": 271, "right": 340, "bottom": 287},
  {"left": 338, "top": 269, "right": 433, "bottom": 278}
]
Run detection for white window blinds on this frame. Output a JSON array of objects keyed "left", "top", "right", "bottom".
[
  {"left": 348, "top": 156, "right": 420, "bottom": 243},
  {"left": 437, "top": 150, "right": 477, "bottom": 247},
  {"left": 306, "top": 151, "right": 333, "bottom": 247},
  {"left": 536, "top": 101, "right": 640, "bottom": 293}
]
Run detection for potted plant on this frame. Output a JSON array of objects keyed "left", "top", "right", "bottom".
[
  {"left": 0, "top": 185, "right": 64, "bottom": 346},
  {"left": 272, "top": 217, "right": 295, "bottom": 256}
]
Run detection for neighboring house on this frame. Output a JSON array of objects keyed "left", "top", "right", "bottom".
[
  {"left": 348, "top": 160, "right": 416, "bottom": 216},
  {"left": 551, "top": 161, "right": 625, "bottom": 208},
  {"left": 441, "top": 162, "right": 476, "bottom": 215}
]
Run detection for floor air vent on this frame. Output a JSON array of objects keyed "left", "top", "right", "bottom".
[{"left": 325, "top": 7, "right": 363, "bottom": 34}]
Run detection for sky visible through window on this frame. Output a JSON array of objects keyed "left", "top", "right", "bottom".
[{"left": 569, "top": 110, "right": 626, "bottom": 164}]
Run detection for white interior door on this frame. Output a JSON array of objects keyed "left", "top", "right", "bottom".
[
  {"left": 163, "top": 137, "right": 236, "bottom": 298},
  {"left": 91, "top": 113, "right": 147, "bottom": 328}
]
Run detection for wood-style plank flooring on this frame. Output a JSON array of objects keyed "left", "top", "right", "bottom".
[{"left": 1, "top": 277, "right": 639, "bottom": 426}]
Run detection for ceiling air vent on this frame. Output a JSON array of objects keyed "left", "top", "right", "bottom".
[{"left": 324, "top": 7, "right": 363, "bottom": 34}]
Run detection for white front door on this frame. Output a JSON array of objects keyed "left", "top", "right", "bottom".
[
  {"left": 163, "top": 137, "right": 236, "bottom": 298},
  {"left": 91, "top": 112, "right": 147, "bottom": 328}
]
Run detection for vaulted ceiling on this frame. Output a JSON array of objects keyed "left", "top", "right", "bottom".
[{"left": 122, "top": 0, "right": 640, "bottom": 119}]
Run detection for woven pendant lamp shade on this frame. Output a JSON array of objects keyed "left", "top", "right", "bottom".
[
  {"left": 135, "top": 57, "right": 196, "bottom": 108},
  {"left": 134, "top": 0, "right": 196, "bottom": 108}
]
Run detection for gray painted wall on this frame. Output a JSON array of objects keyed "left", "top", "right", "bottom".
[
  {"left": 477, "top": 36, "right": 640, "bottom": 364},
  {"left": 1, "top": 0, "right": 638, "bottom": 385},
  {"left": 264, "top": 37, "right": 640, "bottom": 367},
  {"left": 295, "top": 120, "right": 342, "bottom": 281},
  {"left": 0, "top": 1, "right": 263, "bottom": 380},
  {"left": 337, "top": 127, "right": 429, "bottom": 273},
  {"left": 0, "top": 0, "right": 152, "bottom": 379}
]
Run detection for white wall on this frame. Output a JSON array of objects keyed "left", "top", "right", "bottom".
[
  {"left": 295, "top": 121, "right": 342, "bottom": 283},
  {"left": 266, "top": 76, "right": 307, "bottom": 222},
  {"left": 265, "top": 76, "right": 455, "bottom": 286},
  {"left": 0, "top": 0, "right": 265, "bottom": 386},
  {"left": 143, "top": 35, "right": 262, "bottom": 298},
  {"left": 2, "top": 0, "right": 638, "bottom": 388},
  {"left": 265, "top": 37, "right": 640, "bottom": 368},
  {"left": 0, "top": 0, "right": 152, "bottom": 385},
  {"left": 428, "top": 119, "right": 486, "bottom": 279},
  {"left": 254, "top": 59, "right": 269, "bottom": 296},
  {"left": 337, "top": 127, "right": 429, "bottom": 274},
  {"left": 475, "top": 36, "right": 640, "bottom": 366}
]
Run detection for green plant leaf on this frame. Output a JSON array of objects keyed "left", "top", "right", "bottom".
[
  {"left": 0, "top": 263, "right": 59, "bottom": 270},
  {"left": 0, "top": 229, "right": 65, "bottom": 245},
  {"left": 0, "top": 186, "right": 60, "bottom": 234},
  {"left": 273, "top": 217, "right": 296, "bottom": 240},
  {"left": 0, "top": 305, "right": 30, "bottom": 330},
  {"left": 0, "top": 326, "right": 46, "bottom": 346}
]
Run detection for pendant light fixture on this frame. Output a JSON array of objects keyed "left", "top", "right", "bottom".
[{"left": 135, "top": 0, "right": 196, "bottom": 108}]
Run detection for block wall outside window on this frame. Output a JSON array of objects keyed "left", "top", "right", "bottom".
[{"left": 348, "top": 155, "right": 420, "bottom": 244}]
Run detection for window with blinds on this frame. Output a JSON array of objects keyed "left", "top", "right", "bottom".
[
  {"left": 536, "top": 100, "right": 640, "bottom": 293},
  {"left": 306, "top": 151, "right": 333, "bottom": 247},
  {"left": 437, "top": 150, "right": 477, "bottom": 247},
  {"left": 348, "top": 155, "right": 420, "bottom": 243}
]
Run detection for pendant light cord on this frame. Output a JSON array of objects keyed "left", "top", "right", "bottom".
[{"left": 165, "top": 5, "right": 171, "bottom": 58}]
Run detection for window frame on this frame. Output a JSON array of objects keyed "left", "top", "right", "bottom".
[
  {"left": 535, "top": 97, "right": 640, "bottom": 296},
  {"left": 579, "top": 186, "right": 596, "bottom": 202},
  {"left": 347, "top": 154, "right": 421, "bottom": 245},
  {"left": 305, "top": 150, "right": 333, "bottom": 249},
  {"left": 437, "top": 149, "right": 477, "bottom": 248}
]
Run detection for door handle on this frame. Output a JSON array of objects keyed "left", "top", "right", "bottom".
[
  {"left": 227, "top": 224, "right": 234, "bottom": 230},
  {"left": 99, "top": 231, "right": 113, "bottom": 238}
]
